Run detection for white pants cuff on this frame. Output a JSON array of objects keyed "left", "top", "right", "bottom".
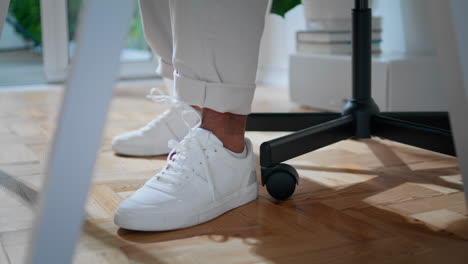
[{"left": 174, "top": 72, "right": 255, "bottom": 115}]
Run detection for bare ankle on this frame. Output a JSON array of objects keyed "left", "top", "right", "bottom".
[{"left": 200, "top": 108, "right": 246, "bottom": 153}]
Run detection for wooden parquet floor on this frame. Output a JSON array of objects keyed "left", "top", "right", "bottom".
[{"left": 0, "top": 81, "right": 467, "bottom": 264}]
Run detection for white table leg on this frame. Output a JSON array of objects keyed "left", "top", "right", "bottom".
[
  {"left": 449, "top": 0, "right": 468, "bottom": 207},
  {"left": 0, "top": 0, "right": 9, "bottom": 35},
  {"left": 26, "top": 0, "right": 134, "bottom": 263},
  {"left": 429, "top": 0, "right": 468, "bottom": 206}
]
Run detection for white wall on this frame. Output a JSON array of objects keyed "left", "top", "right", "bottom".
[
  {"left": 256, "top": 0, "right": 436, "bottom": 87},
  {"left": 373, "top": 0, "right": 405, "bottom": 54},
  {"left": 374, "top": 0, "right": 434, "bottom": 55},
  {"left": 256, "top": 5, "right": 306, "bottom": 87}
]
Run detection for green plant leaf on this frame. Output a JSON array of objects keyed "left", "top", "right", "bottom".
[{"left": 270, "top": 0, "right": 301, "bottom": 17}]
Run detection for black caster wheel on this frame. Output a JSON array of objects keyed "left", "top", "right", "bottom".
[{"left": 262, "top": 164, "right": 299, "bottom": 200}]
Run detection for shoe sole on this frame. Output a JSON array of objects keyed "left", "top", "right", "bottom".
[
  {"left": 114, "top": 151, "right": 169, "bottom": 157},
  {"left": 114, "top": 182, "right": 258, "bottom": 231},
  {"left": 112, "top": 145, "right": 170, "bottom": 157}
]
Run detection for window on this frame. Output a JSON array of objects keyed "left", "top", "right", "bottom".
[{"left": 0, "top": 0, "right": 158, "bottom": 87}]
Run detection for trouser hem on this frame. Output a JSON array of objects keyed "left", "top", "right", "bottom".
[{"left": 174, "top": 72, "right": 255, "bottom": 115}]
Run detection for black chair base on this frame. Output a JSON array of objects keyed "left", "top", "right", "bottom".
[
  {"left": 246, "top": 111, "right": 454, "bottom": 200},
  {"left": 246, "top": 0, "right": 455, "bottom": 200}
]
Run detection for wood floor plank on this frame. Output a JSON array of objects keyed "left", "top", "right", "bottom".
[
  {"left": 0, "top": 82, "right": 466, "bottom": 263},
  {"left": 90, "top": 185, "right": 124, "bottom": 216},
  {"left": 386, "top": 192, "right": 467, "bottom": 216},
  {"left": 411, "top": 209, "right": 468, "bottom": 239},
  {"left": 270, "top": 237, "right": 427, "bottom": 264}
]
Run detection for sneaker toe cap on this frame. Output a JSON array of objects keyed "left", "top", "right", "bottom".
[{"left": 113, "top": 185, "right": 182, "bottom": 229}]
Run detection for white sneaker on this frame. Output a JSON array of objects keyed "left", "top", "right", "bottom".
[
  {"left": 112, "top": 87, "right": 199, "bottom": 156},
  {"left": 114, "top": 128, "right": 258, "bottom": 231}
]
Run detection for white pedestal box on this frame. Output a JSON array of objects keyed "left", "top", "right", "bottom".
[{"left": 289, "top": 53, "right": 448, "bottom": 112}]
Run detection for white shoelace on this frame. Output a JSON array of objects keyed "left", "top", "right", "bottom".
[
  {"left": 143, "top": 88, "right": 200, "bottom": 131},
  {"left": 145, "top": 89, "right": 217, "bottom": 201},
  {"left": 154, "top": 132, "right": 217, "bottom": 201},
  {"left": 146, "top": 87, "right": 180, "bottom": 106},
  {"left": 139, "top": 88, "right": 180, "bottom": 132}
]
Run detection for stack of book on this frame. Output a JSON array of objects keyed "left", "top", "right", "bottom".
[{"left": 296, "top": 17, "right": 382, "bottom": 55}]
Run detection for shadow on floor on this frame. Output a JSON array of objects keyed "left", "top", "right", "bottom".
[{"left": 0, "top": 138, "right": 466, "bottom": 263}]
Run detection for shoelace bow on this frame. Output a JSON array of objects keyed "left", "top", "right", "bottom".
[
  {"left": 143, "top": 88, "right": 200, "bottom": 130},
  {"left": 146, "top": 87, "right": 180, "bottom": 106},
  {"left": 145, "top": 88, "right": 218, "bottom": 201},
  {"left": 140, "top": 88, "right": 179, "bottom": 131}
]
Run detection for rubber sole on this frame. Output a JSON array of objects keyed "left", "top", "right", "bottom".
[
  {"left": 112, "top": 144, "right": 170, "bottom": 157},
  {"left": 114, "top": 183, "right": 258, "bottom": 231}
]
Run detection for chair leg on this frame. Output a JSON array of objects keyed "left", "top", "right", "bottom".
[
  {"left": 260, "top": 115, "right": 355, "bottom": 168},
  {"left": 26, "top": 1, "right": 134, "bottom": 264},
  {"left": 258, "top": 115, "right": 354, "bottom": 200},
  {"left": 379, "top": 112, "right": 451, "bottom": 130},
  {"left": 372, "top": 114, "right": 455, "bottom": 156},
  {"left": 247, "top": 112, "right": 342, "bottom": 132}
]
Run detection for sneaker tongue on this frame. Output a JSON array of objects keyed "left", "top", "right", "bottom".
[{"left": 191, "top": 128, "right": 223, "bottom": 146}]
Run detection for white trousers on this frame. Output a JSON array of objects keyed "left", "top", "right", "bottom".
[{"left": 139, "top": 0, "right": 269, "bottom": 115}]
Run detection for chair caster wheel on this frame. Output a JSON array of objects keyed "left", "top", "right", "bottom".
[{"left": 262, "top": 164, "right": 299, "bottom": 200}]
